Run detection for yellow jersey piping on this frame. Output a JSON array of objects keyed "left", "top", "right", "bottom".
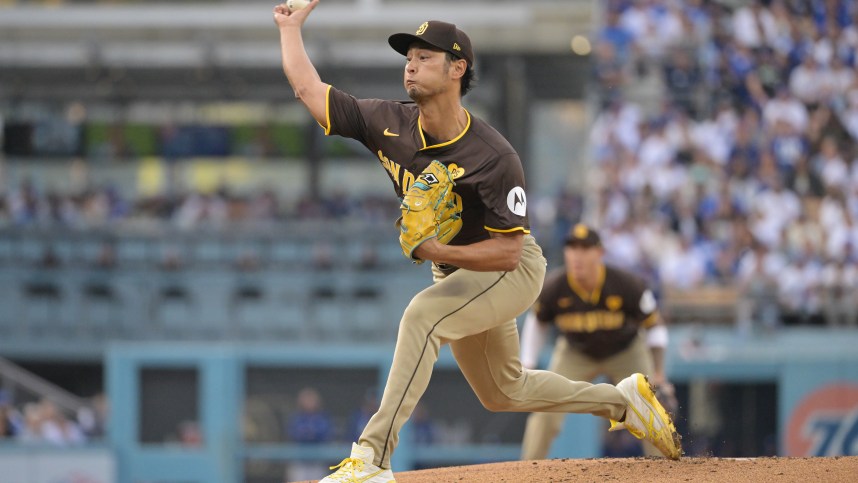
[
  {"left": 485, "top": 226, "right": 530, "bottom": 234},
  {"left": 317, "top": 84, "right": 333, "bottom": 135},
  {"left": 567, "top": 264, "right": 605, "bottom": 305},
  {"left": 418, "top": 109, "right": 471, "bottom": 150}
]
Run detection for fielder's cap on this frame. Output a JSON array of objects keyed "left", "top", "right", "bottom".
[
  {"left": 388, "top": 20, "right": 475, "bottom": 66},
  {"left": 565, "top": 224, "right": 602, "bottom": 248}
]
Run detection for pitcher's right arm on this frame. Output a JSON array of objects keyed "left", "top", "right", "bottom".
[{"left": 273, "top": 1, "right": 328, "bottom": 127}]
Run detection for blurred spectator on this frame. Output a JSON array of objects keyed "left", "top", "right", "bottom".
[
  {"left": 659, "top": 235, "right": 707, "bottom": 290},
  {"left": 638, "top": 117, "right": 676, "bottom": 169},
  {"left": 347, "top": 390, "right": 379, "bottom": 443},
  {"left": 17, "top": 402, "right": 43, "bottom": 444},
  {"left": 736, "top": 243, "right": 782, "bottom": 333},
  {"left": 751, "top": 175, "right": 802, "bottom": 248},
  {"left": 747, "top": 48, "right": 784, "bottom": 100},
  {"left": 39, "top": 399, "right": 86, "bottom": 446},
  {"left": 0, "top": 390, "right": 21, "bottom": 438},
  {"left": 173, "top": 190, "right": 228, "bottom": 230},
  {"left": 285, "top": 387, "right": 333, "bottom": 482},
  {"left": 0, "top": 406, "right": 14, "bottom": 438},
  {"left": 724, "top": 43, "right": 757, "bottom": 104},
  {"left": 769, "top": 122, "right": 809, "bottom": 177},
  {"left": 789, "top": 53, "right": 825, "bottom": 104},
  {"left": 410, "top": 402, "right": 436, "bottom": 446},
  {"left": 732, "top": 0, "right": 779, "bottom": 49},
  {"left": 787, "top": 156, "right": 825, "bottom": 198},
  {"left": 592, "top": 41, "right": 628, "bottom": 98},
  {"left": 784, "top": 201, "right": 825, "bottom": 257},
  {"left": 286, "top": 387, "right": 333, "bottom": 444},
  {"left": 663, "top": 48, "right": 701, "bottom": 114},
  {"left": 178, "top": 420, "right": 203, "bottom": 447},
  {"left": 590, "top": 98, "right": 643, "bottom": 158},
  {"left": 603, "top": 221, "right": 644, "bottom": 269},
  {"left": 18, "top": 399, "right": 86, "bottom": 446},
  {"left": 838, "top": 87, "right": 858, "bottom": 141},
  {"left": 77, "top": 392, "right": 109, "bottom": 440},
  {"left": 820, "top": 252, "right": 858, "bottom": 327},
  {"left": 820, "top": 188, "right": 851, "bottom": 256},
  {"left": 599, "top": 5, "right": 636, "bottom": 63},
  {"left": 763, "top": 86, "right": 809, "bottom": 132},
  {"left": 248, "top": 188, "right": 280, "bottom": 222},
  {"left": 825, "top": 57, "right": 855, "bottom": 100},
  {"left": 805, "top": 105, "right": 844, "bottom": 152},
  {"left": 778, "top": 253, "right": 824, "bottom": 326},
  {"left": 812, "top": 135, "right": 849, "bottom": 190},
  {"left": 619, "top": 0, "right": 654, "bottom": 51},
  {"left": 9, "top": 178, "right": 39, "bottom": 225}
]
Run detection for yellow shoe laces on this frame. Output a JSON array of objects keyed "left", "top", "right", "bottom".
[{"left": 328, "top": 457, "right": 366, "bottom": 482}]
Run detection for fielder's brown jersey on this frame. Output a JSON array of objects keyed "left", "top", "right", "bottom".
[
  {"left": 322, "top": 86, "right": 530, "bottom": 245},
  {"left": 535, "top": 264, "right": 659, "bottom": 360}
]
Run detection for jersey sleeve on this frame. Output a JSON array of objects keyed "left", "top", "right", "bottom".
[
  {"left": 479, "top": 152, "right": 530, "bottom": 233},
  {"left": 626, "top": 276, "right": 660, "bottom": 328},
  {"left": 323, "top": 86, "right": 387, "bottom": 145}
]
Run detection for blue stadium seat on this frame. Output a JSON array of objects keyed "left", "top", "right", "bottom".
[
  {"left": 21, "top": 273, "right": 66, "bottom": 337},
  {"left": 116, "top": 237, "right": 152, "bottom": 266},
  {"left": 153, "top": 274, "right": 194, "bottom": 337},
  {"left": 78, "top": 270, "right": 122, "bottom": 337}
]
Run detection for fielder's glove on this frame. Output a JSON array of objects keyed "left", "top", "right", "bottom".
[{"left": 398, "top": 160, "right": 462, "bottom": 264}]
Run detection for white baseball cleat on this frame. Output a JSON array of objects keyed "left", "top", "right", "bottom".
[
  {"left": 318, "top": 442, "right": 396, "bottom": 483},
  {"left": 609, "top": 373, "right": 682, "bottom": 460}
]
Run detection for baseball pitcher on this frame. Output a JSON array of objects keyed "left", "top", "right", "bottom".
[{"left": 273, "top": 3, "right": 681, "bottom": 481}]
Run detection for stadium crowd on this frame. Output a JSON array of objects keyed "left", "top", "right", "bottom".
[
  {"left": 0, "top": 178, "right": 398, "bottom": 230},
  {"left": 0, "top": 391, "right": 107, "bottom": 446},
  {"left": 586, "top": 0, "right": 858, "bottom": 328},
  {"left": 2, "top": 0, "right": 856, "bottom": 330}
]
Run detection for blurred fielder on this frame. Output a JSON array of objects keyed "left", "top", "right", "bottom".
[{"left": 520, "top": 224, "right": 677, "bottom": 459}]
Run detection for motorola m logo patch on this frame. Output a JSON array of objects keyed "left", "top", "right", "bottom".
[{"left": 507, "top": 187, "right": 527, "bottom": 216}]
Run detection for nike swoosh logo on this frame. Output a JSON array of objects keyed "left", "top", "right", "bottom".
[
  {"left": 357, "top": 469, "right": 386, "bottom": 482},
  {"left": 383, "top": 128, "right": 399, "bottom": 137}
]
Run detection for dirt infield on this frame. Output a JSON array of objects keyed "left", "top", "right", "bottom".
[{"left": 382, "top": 456, "right": 858, "bottom": 482}]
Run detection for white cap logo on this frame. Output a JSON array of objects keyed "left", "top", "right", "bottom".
[{"left": 507, "top": 187, "right": 527, "bottom": 216}]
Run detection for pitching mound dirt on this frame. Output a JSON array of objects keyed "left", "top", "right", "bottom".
[{"left": 370, "top": 456, "right": 857, "bottom": 482}]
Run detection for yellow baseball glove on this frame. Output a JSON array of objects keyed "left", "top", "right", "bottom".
[{"left": 398, "top": 160, "right": 462, "bottom": 263}]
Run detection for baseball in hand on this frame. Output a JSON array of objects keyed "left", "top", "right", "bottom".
[{"left": 286, "top": 0, "right": 310, "bottom": 12}]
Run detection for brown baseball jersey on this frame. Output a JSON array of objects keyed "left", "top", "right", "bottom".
[
  {"left": 322, "top": 85, "right": 530, "bottom": 246},
  {"left": 535, "top": 264, "right": 659, "bottom": 360}
]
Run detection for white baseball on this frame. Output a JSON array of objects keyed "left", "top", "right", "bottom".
[{"left": 286, "top": 0, "right": 310, "bottom": 12}]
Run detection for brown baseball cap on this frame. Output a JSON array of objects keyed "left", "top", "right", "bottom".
[
  {"left": 565, "top": 224, "right": 602, "bottom": 248},
  {"left": 388, "top": 20, "right": 475, "bottom": 66}
]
